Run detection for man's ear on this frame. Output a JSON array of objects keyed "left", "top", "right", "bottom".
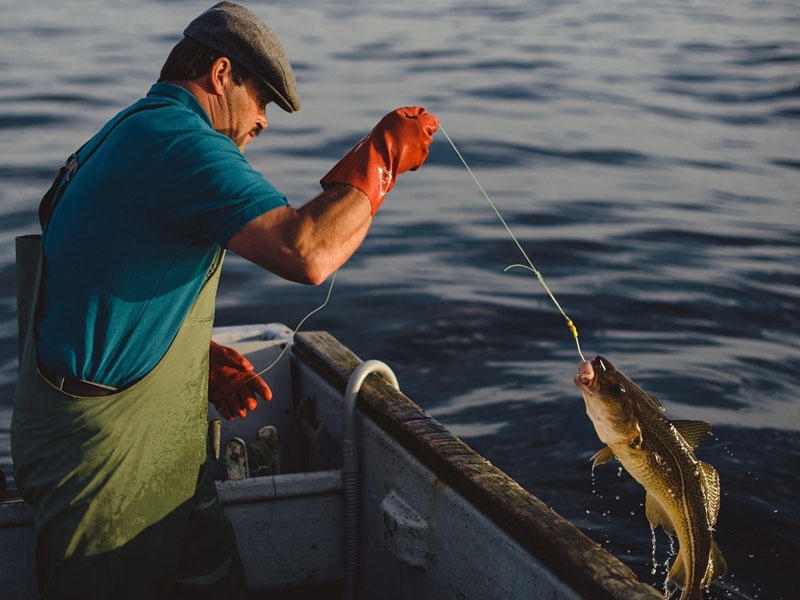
[{"left": 209, "top": 56, "right": 233, "bottom": 96}]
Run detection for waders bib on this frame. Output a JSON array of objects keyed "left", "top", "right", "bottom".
[{"left": 11, "top": 241, "right": 245, "bottom": 599}]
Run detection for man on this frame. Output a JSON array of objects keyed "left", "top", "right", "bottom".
[{"left": 10, "top": 2, "right": 438, "bottom": 598}]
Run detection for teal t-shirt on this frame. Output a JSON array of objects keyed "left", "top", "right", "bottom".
[{"left": 36, "top": 83, "right": 288, "bottom": 387}]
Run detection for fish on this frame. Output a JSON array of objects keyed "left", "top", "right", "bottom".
[{"left": 574, "top": 355, "right": 727, "bottom": 600}]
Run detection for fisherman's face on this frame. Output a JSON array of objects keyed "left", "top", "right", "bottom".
[{"left": 217, "top": 74, "right": 271, "bottom": 151}]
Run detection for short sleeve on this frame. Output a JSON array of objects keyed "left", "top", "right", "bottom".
[{"left": 150, "top": 128, "right": 289, "bottom": 245}]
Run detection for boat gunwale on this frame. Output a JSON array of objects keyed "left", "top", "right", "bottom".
[{"left": 292, "top": 330, "right": 662, "bottom": 600}]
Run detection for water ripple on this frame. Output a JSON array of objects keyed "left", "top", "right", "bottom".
[{"left": 0, "top": 114, "right": 69, "bottom": 130}]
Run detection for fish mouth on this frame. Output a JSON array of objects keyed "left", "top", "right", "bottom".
[{"left": 574, "top": 359, "right": 596, "bottom": 389}]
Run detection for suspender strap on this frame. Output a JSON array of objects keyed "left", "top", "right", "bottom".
[{"left": 38, "top": 102, "right": 168, "bottom": 233}]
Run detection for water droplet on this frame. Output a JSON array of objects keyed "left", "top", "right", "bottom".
[{"left": 650, "top": 527, "right": 658, "bottom": 574}]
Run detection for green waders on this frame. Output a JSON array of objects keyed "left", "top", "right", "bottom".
[{"left": 11, "top": 239, "right": 246, "bottom": 599}]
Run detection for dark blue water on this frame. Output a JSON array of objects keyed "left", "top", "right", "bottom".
[{"left": 1, "top": 1, "right": 798, "bottom": 598}]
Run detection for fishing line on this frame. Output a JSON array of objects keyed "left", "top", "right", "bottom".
[
  {"left": 218, "top": 272, "right": 337, "bottom": 418},
  {"left": 438, "top": 124, "right": 586, "bottom": 362},
  {"left": 236, "top": 122, "right": 585, "bottom": 388},
  {"left": 252, "top": 269, "right": 338, "bottom": 378},
  {"left": 218, "top": 452, "right": 320, "bottom": 582}
]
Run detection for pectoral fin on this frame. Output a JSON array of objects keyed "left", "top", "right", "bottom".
[{"left": 590, "top": 446, "right": 615, "bottom": 468}]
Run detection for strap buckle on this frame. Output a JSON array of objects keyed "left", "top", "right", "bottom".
[{"left": 65, "top": 153, "right": 79, "bottom": 182}]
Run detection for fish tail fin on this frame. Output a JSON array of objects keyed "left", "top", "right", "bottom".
[{"left": 702, "top": 539, "right": 727, "bottom": 587}]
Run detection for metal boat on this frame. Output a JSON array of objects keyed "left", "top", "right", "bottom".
[{"left": 1, "top": 323, "right": 661, "bottom": 599}]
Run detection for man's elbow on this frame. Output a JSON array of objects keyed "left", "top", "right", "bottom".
[{"left": 300, "top": 262, "right": 333, "bottom": 286}]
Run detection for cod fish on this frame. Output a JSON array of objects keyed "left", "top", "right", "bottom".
[{"left": 574, "top": 356, "right": 726, "bottom": 600}]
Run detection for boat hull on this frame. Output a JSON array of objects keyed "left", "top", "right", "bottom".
[{"left": 1, "top": 324, "right": 661, "bottom": 599}]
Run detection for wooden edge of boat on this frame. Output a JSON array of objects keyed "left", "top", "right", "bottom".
[{"left": 292, "top": 330, "right": 661, "bottom": 600}]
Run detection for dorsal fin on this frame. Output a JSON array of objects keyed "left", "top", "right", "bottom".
[
  {"left": 699, "top": 461, "right": 722, "bottom": 526},
  {"left": 672, "top": 419, "right": 712, "bottom": 448},
  {"left": 643, "top": 392, "right": 665, "bottom": 413}
]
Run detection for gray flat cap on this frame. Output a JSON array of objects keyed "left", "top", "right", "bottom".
[{"left": 184, "top": 1, "right": 300, "bottom": 112}]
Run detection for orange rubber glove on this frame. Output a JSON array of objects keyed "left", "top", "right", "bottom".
[
  {"left": 208, "top": 340, "right": 272, "bottom": 420},
  {"left": 320, "top": 106, "right": 438, "bottom": 215}
]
